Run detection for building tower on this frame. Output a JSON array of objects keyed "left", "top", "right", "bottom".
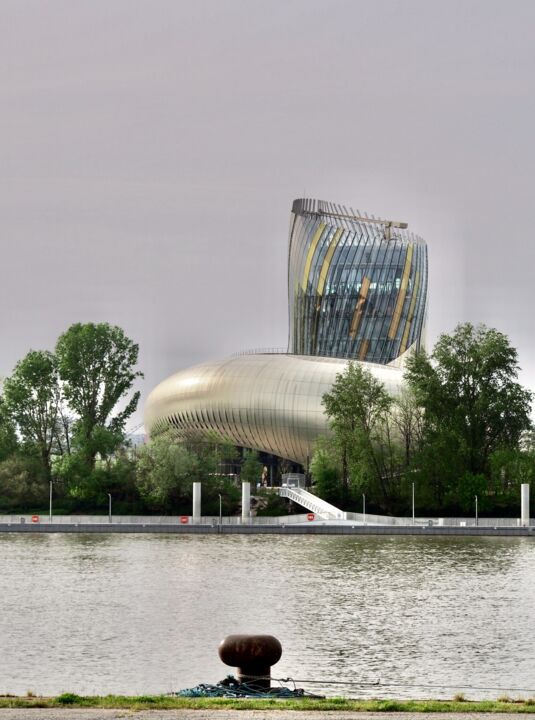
[{"left": 288, "top": 199, "right": 427, "bottom": 363}]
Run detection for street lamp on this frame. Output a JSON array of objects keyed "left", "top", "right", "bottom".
[
  {"left": 412, "top": 482, "right": 415, "bottom": 525},
  {"left": 475, "top": 495, "right": 478, "bottom": 527},
  {"left": 108, "top": 493, "right": 112, "bottom": 524},
  {"left": 362, "top": 493, "right": 366, "bottom": 525},
  {"left": 218, "top": 493, "right": 222, "bottom": 533},
  {"left": 49, "top": 480, "right": 53, "bottom": 523}
]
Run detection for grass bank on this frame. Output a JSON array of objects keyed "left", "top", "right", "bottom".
[{"left": 1, "top": 694, "right": 535, "bottom": 712}]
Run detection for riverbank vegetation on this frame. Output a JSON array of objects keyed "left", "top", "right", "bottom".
[
  {"left": 314, "top": 323, "right": 534, "bottom": 516},
  {"left": 1, "top": 321, "right": 533, "bottom": 518},
  {"left": 0, "top": 322, "right": 262, "bottom": 515},
  {"left": 1, "top": 693, "right": 535, "bottom": 712}
]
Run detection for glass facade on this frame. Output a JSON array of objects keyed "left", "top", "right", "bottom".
[{"left": 288, "top": 199, "right": 428, "bottom": 364}]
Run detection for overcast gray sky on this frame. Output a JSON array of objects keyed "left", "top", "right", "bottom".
[{"left": 2, "top": 0, "right": 535, "bottom": 428}]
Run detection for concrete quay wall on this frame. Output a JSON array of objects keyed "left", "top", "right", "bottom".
[{"left": 0, "top": 522, "right": 534, "bottom": 537}]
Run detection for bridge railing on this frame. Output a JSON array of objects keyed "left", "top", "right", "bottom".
[
  {"left": 232, "top": 347, "right": 288, "bottom": 356},
  {"left": 281, "top": 472, "right": 306, "bottom": 488},
  {"left": 279, "top": 486, "right": 344, "bottom": 519}
]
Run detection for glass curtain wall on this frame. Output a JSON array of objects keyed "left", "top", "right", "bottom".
[{"left": 288, "top": 198, "right": 428, "bottom": 364}]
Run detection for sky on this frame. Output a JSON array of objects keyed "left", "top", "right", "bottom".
[{"left": 2, "top": 0, "right": 535, "bottom": 429}]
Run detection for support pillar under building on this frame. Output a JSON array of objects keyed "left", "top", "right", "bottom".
[
  {"left": 521, "top": 483, "right": 530, "bottom": 527},
  {"left": 242, "top": 482, "right": 251, "bottom": 522},
  {"left": 192, "top": 482, "right": 201, "bottom": 521}
]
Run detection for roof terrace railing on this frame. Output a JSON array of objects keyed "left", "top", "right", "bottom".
[{"left": 232, "top": 347, "right": 288, "bottom": 356}]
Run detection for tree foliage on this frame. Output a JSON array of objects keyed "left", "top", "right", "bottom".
[
  {"left": 0, "top": 453, "right": 48, "bottom": 511},
  {"left": 314, "top": 325, "right": 533, "bottom": 515},
  {"left": 3, "top": 350, "right": 61, "bottom": 477},
  {"left": 0, "top": 394, "right": 18, "bottom": 462},
  {"left": 135, "top": 431, "right": 240, "bottom": 515},
  {"left": 309, "top": 437, "right": 343, "bottom": 504},
  {"left": 135, "top": 435, "right": 195, "bottom": 511},
  {"left": 405, "top": 323, "right": 533, "bottom": 511},
  {"left": 55, "top": 323, "right": 143, "bottom": 467},
  {"left": 321, "top": 361, "right": 402, "bottom": 509},
  {"left": 240, "top": 449, "right": 263, "bottom": 486}
]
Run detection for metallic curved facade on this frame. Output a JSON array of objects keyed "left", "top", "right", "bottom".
[
  {"left": 145, "top": 198, "right": 428, "bottom": 464},
  {"left": 288, "top": 199, "right": 428, "bottom": 364},
  {"left": 144, "top": 353, "right": 404, "bottom": 465}
]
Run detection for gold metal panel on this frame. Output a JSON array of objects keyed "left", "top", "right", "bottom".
[
  {"left": 144, "top": 353, "right": 405, "bottom": 466},
  {"left": 388, "top": 245, "right": 413, "bottom": 340},
  {"left": 300, "top": 223, "right": 326, "bottom": 291},
  {"left": 317, "top": 228, "right": 343, "bottom": 296},
  {"left": 358, "top": 338, "right": 370, "bottom": 361},
  {"left": 349, "top": 276, "right": 370, "bottom": 339},
  {"left": 400, "top": 271, "right": 420, "bottom": 354}
]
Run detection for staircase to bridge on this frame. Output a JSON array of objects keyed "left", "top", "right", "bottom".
[{"left": 278, "top": 486, "right": 345, "bottom": 520}]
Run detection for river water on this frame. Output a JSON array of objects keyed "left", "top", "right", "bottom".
[{"left": 0, "top": 533, "right": 534, "bottom": 699}]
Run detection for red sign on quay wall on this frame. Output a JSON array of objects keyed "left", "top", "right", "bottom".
[
  {"left": 179, "top": 516, "right": 189, "bottom": 524},
  {"left": 307, "top": 513, "right": 315, "bottom": 521},
  {"left": 31, "top": 515, "right": 40, "bottom": 523}
]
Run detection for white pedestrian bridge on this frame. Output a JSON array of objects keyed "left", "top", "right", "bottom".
[{"left": 278, "top": 485, "right": 345, "bottom": 520}]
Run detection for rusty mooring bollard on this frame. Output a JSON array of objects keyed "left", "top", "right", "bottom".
[{"left": 218, "top": 634, "right": 282, "bottom": 690}]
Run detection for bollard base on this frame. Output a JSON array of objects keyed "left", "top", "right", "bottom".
[{"left": 237, "top": 666, "right": 271, "bottom": 690}]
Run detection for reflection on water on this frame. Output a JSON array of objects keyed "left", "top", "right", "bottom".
[{"left": 0, "top": 533, "right": 534, "bottom": 698}]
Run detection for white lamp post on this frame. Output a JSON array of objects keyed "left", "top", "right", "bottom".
[{"left": 49, "top": 480, "right": 53, "bottom": 523}]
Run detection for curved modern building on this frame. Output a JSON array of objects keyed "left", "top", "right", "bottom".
[
  {"left": 145, "top": 199, "right": 428, "bottom": 464},
  {"left": 144, "top": 353, "right": 404, "bottom": 465}
]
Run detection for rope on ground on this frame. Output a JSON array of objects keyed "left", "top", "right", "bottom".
[{"left": 174, "top": 674, "right": 325, "bottom": 699}]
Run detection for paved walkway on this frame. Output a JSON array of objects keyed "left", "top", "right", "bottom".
[{"left": 0, "top": 711, "right": 529, "bottom": 720}]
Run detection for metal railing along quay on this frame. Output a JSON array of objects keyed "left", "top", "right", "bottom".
[
  {"left": 343, "top": 512, "right": 534, "bottom": 527},
  {"left": 0, "top": 513, "right": 533, "bottom": 527},
  {"left": 0, "top": 513, "right": 318, "bottom": 526}
]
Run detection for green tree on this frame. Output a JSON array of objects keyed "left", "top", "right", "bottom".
[
  {"left": 136, "top": 432, "right": 240, "bottom": 515},
  {"left": 135, "top": 434, "right": 197, "bottom": 512},
  {"left": 52, "top": 449, "right": 140, "bottom": 513},
  {"left": 55, "top": 323, "right": 143, "bottom": 469},
  {"left": 322, "top": 361, "right": 401, "bottom": 509},
  {"left": 310, "top": 437, "right": 343, "bottom": 504},
  {"left": 405, "top": 323, "right": 533, "bottom": 511},
  {"left": 3, "top": 350, "right": 61, "bottom": 478},
  {"left": 255, "top": 488, "right": 291, "bottom": 516},
  {"left": 392, "top": 386, "right": 424, "bottom": 469},
  {"left": 240, "top": 450, "right": 262, "bottom": 486},
  {"left": 0, "top": 453, "right": 48, "bottom": 512},
  {"left": 0, "top": 394, "right": 18, "bottom": 462}
]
